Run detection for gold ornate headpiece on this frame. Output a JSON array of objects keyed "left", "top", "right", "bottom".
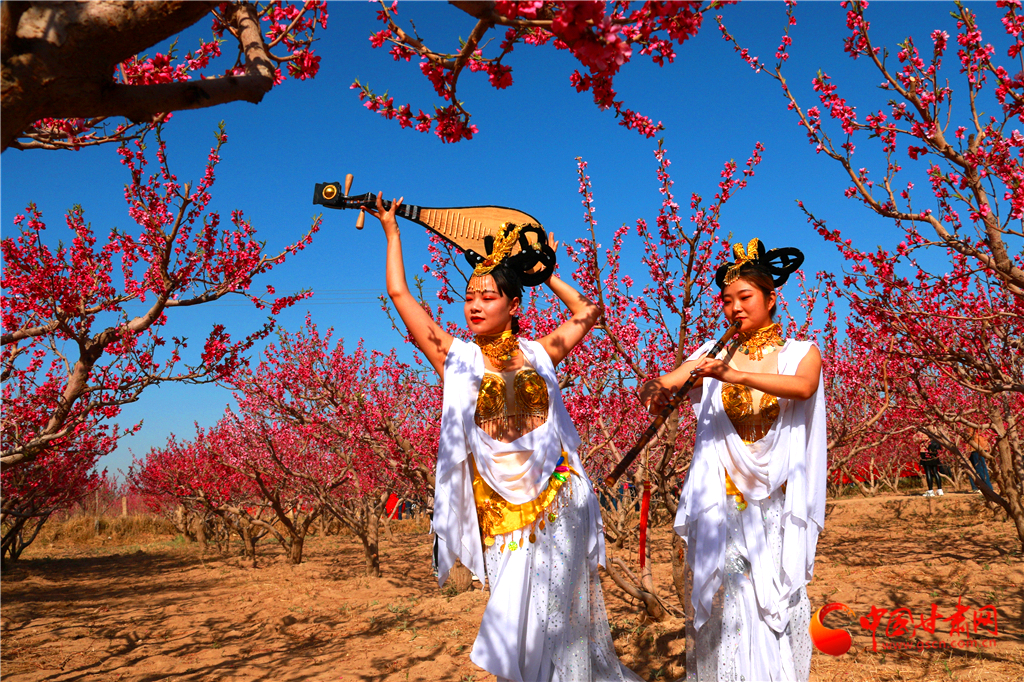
[
  {"left": 723, "top": 238, "right": 761, "bottom": 286},
  {"left": 714, "top": 237, "right": 805, "bottom": 289},
  {"left": 473, "top": 222, "right": 523, "bottom": 277}
]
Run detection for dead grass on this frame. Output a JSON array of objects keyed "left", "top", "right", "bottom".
[
  {"left": 1, "top": 493, "right": 1021, "bottom": 681},
  {"left": 34, "top": 513, "right": 179, "bottom": 547},
  {"left": 387, "top": 515, "right": 431, "bottom": 535}
]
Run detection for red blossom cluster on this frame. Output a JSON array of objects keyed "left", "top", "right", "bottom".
[
  {"left": 1, "top": 427, "right": 116, "bottom": 562},
  {"left": 354, "top": 1, "right": 721, "bottom": 143},
  {"left": 130, "top": 317, "right": 436, "bottom": 571},
  {"left": 16, "top": 1, "right": 328, "bottom": 151},
  {"left": 120, "top": 40, "right": 223, "bottom": 86},
  {"left": 2, "top": 124, "right": 320, "bottom": 560}
]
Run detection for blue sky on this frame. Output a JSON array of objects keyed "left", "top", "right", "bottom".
[{"left": 2, "top": 1, "right": 1014, "bottom": 478}]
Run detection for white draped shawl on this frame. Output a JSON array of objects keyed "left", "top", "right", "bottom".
[
  {"left": 675, "top": 339, "right": 827, "bottom": 635},
  {"left": 433, "top": 337, "right": 606, "bottom": 585}
]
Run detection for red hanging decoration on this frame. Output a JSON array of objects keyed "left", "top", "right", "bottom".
[{"left": 638, "top": 480, "right": 651, "bottom": 570}]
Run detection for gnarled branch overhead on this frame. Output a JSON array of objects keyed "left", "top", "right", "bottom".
[
  {"left": 0, "top": 1, "right": 298, "bottom": 152},
  {"left": 3, "top": 1, "right": 211, "bottom": 150}
]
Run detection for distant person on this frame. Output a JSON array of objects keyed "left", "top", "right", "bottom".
[
  {"left": 920, "top": 440, "right": 944, "bottom": 497},
  {"left": 967, "top": 428, "right": 993, "bottom": 494}
]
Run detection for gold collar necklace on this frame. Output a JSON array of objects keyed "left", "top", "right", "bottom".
[
  {"left": 738, "top": 323, "right": 783, "bottom": 361},
  {"left": 475, "top": 330, "right": 518, "bottom": 369}
]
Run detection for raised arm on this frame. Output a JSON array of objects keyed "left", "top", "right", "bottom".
[
  {"left": 639, "top": 355, "right": 707, "bottom": 414},
  {"left": 367, "top": 193, "right": 453, "bottom": 376},
  {"left": 690, "top": 345, "right": 822, "bottom": 401},
  {"left": 536, "top": 233, "right": 602, "bottom": 367},
  {"left": 639, "top": 344, "right": 823, "bottom": 415}
]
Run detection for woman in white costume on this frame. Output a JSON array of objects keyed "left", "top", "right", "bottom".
[
  {"left": 641, "top": 239, "right": 827, "bottom": 682},
  {"left": 370, "top": 195, "right": 643, "bottom": 682}
]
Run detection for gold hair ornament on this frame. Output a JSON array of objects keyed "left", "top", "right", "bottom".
[
  {"left": 723, "top": 238, "right": 762, "bottom": 286},
  {"left": 714, "top": 238, "right": 804, "bottom": 289},
  {"left": 473, "top": 222, "right": 523, "bottom": 277}
]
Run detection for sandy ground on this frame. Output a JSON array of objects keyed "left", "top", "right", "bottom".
[{"left": 2, "top": 492, "right": 1022, "bottom": 681}]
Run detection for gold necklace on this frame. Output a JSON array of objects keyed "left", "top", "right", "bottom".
[
  {"left": 738, "top": 323, "right": 783, "bottom": 361},
  {"left": 475, "top": 330, "right": 519, "bottom": 369}
]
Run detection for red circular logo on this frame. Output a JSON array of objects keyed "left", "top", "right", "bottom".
[{"left": 810, "top": 602, "right": 854, "bottom": 656}]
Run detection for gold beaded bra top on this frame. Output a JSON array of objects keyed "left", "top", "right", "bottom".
[
  {"left": 474, "top": 363, "right": 550, "bottom": 442},
  {"left": 722, "top": 384, "right": 779, "bottom": 444},
  {"left": 722, "top": 324, "right": 783, "bottom": 444}
]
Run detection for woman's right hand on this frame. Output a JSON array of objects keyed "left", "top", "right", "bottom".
[
  {"left": 364, "top": 190, "right": 453, "bottom": 377},
  {"left": 639, "top": 379, "right": 673, "bottom": 415},
  {"left": 366, "top": 191, "right": 403, "bottom": 241}
]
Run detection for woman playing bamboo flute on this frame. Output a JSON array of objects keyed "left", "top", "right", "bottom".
[
  {"left": 370, "top": 194, "right": 643, "bottom": 682},
  {"left": 640, "top": 239, "right": 827, "bottom": 682}
]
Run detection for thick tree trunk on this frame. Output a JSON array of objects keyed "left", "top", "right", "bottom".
[
  {"left": 1, "top": 515, "right": 29, "bottom": 564},
  {"left": 671, "top": 533, "right": 688, "bottom": 609},
  {"left": 989, "top": 408, "right": 1024, "bottom": 547},
  {"left": 172, "top": 504, "right": 194, "bottom": 540},
  {"left": 604, "top": 557, "right": 669, "bottom": 622},
  {"left": 360, "top": 511, "right": 381, "bottom": 577},
  {"left": 0, "top": 1, "right": 284, "bottom": 152},
  {"left": 241, "top": 524, "right": 257, "bottom": 564},
  {"left": 2, "top": 1, "right": 218, "bottom": 150},
  {"left": 288, "top": 534, "right": 304, "bottom": 565},
  {"left": 193, "top": 515, "right": 208, "bottom": 551},
  {"left": 380, "top": 501, "right": 396, "bottom": 541}
]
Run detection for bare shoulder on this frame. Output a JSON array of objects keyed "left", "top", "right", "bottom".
[{"left": 794, "top": 342, "right": 822, "bottom": 375}]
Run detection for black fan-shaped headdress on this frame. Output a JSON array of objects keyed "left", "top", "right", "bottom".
[
  {"left": 463, "top": 222, "right": 556, "bottom": 287},
  {"left": 714, "top": 238, "right": 804, "bottom": 289}
]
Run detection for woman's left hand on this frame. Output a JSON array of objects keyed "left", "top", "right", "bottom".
[
  {"left": 690, "top": 358, "right": 740, "bottom": 384},
  {"left": 543, "top": 232, "right": 560, "bottom": 285},
  {"left": 547, "top": 231, "right": 559, "bottom": 254}
]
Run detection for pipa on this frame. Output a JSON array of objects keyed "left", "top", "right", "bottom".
[{"left": 313, "top": 175, "right": 555, "bottom": 285}]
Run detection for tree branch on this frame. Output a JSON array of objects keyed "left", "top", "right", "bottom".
[{"left": 2, "top": 1, "right": 219, "bottom": 150}]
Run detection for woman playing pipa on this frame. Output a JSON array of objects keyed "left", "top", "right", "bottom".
[{"left": 368, "top": 193, "right": 643, "bottom": 682}]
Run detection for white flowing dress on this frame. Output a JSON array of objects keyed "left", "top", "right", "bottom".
[
  {"left": 675, "top": 339, "right": 827, "bottom": 682},
  {"left": 434, "top": 338, "right": 643, "bottom": 682}
]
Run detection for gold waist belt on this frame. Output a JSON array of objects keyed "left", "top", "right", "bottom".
[
  {"left": 472, "top": 453, "right": 576, "bottom": 552},
  {"left": 724, "top": 471, "right": 787, "bottom": 512}
]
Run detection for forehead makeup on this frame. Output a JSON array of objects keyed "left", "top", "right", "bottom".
[{"left": 466, "top": 275, "right": 500, "bottom": 295}]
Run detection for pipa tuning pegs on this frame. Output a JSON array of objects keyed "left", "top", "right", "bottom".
[
  {"left": 356, "top": 210, "right": 365, "bottom": 230},
  {"left": 344, "top": 173, "right": 354, "bottom": 196}
]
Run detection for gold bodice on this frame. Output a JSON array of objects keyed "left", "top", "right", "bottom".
[
  {"left": 722, "top": 383, "right": 779, "bottom": 444},
  {"left": 475, "top": 368, "right": 549, "bottom": 441}
]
